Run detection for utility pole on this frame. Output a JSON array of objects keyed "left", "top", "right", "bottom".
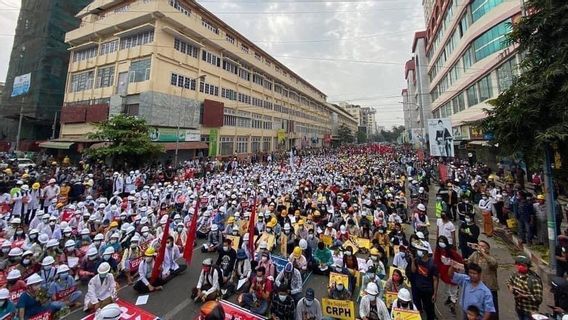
[
  {"left": 51, "top": 111, "right": 58, "bottom": 140},
  {"left": 15, "top": 98, "right": 24, "bottom": 151}
]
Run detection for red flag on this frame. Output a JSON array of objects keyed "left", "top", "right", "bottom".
[
  {"left": 183, "top": 197, "right": 201, "bottom": 264},
  {"left": 151, "top": 216, "right": 170, "bottom": 283},
  {"left": 247, "top": 195, "right": 257, "bottom": 258}
]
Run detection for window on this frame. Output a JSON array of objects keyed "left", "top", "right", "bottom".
[
  {"left": 251, "top": 137, "right": 261, "bottom": 153},
  {"left": 129, "top": 58, "right": 151, "bottom": 83},
  {"left": 201, "top": 19, "right": 219, "bottom": 34},
  {"left": 174, "top": 38, "right": 199, "bottom": 58},
  {"left": 473, "top": 19, "right": 511, "bottom": 61},
  {"left": 471, "top": 0, "right": 504, "bottom": 22},
  {"left": 252, "top": 114, "right": 263, "bottom": 129},
  {"left": 95, "top": 65, "right": 115, "bottom": 88},
  {"left": 169, "top": 0, "right": 191, "bottom": 16},
  {"left": 69, "top": 70, "right": 94, "bottom": 92},
  {"left": 201, "top": 50, "right": 221, "bottom": 67},
  {"left": 99, "top": 40, "right": 118, "bottom": 55},
  {"left": 457, "top": 92, "right": 466, "bottom": 112},
  {"left": 241, "top": 44, "right": 249, "bottom": 53},
  {"left": 125, "top": 104, "right": 139, "bottom": 116},
  {"left": 462, "top": 46, "right": 475, "bottom": 71},
  {"left": 477, "top": 75, "right": 493, "bottom": 101},
  {"left": 254, "top": 53, "right": 261, "bottom": 60},
  {"left": 497, "top": 58, "right": 515, "bottom": 92},
  {"left": 458, "top": 13, "right": 471, "bottom": 37},
  {"left": 120, "top": 30, "right": 154, "bottom": 50},
  {"left": 263, "top": 79, "right": 273, "bottom": 91},
  {"left": 226, "top": 34, "right": 235, "bottom": 44},
  {"left": 222, "top": 60, "right": 238, "bottom": 74},
  {"left": 262, "top": 137, "right": 271, "bottom": 152},
  {"left": 466, "top": 84, "right": 479, "bottom": 107},
  {"left": 236, "top": 137, "right": 249, "bottom": 153},
  {"left": 252, "top": 74, "right": 264, "bottom": 86},
  {"left": 72, "top": 46, "right": 98, "bottom": 62},
  {"left": 221, "top": 88, "right": 238, "bottom": 100},
  {"left": 220, "top": 136, "right": 234, "bottom": 155},
  {"left": 170, "top": 73, "right": 196, "bottom": 90},
  {"left": 199, "top": 81, "right": 219, "bottom": 96},
  {"left": 238, "top": 67, "right": 250, "bottom": 81}
]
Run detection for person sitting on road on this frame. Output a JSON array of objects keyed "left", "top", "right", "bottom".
[
  {"left": 271, "top": 286, "right": 295, "bottom": 320},
  {"left": 0, "top": 288, "right": 16, "bottom": 319},
  {"left": 359, "top": 282, "right": 390, "bottom": 320},
  {"left": 312, "top": 241, "right": 333, "bottom": 275},
  {"left": 296, "top": 288, "right": 322, "bottom": 320},
  {"left": 238, "top": 266, "right": 272, "bottom": 316},
  {"left": 162, "top": 236, "right": 187, "bottom": 281},
  {"left": 390, "top": 288, "right": 419, "bottom": 318},
  {"left": 17, "top": 273, "right": 63, "bottom": 319},
  {"left": 133, "top": 247, "right": 164, "bottom": 294},
  {"left": 224, "top": 249, "right": 251, "bottom": 298},
  {"left": 192, "top": 258, "right": 221, "bottom": 303},
  {"left": 48, "top": 264, "right": 82, "bottom": 308},
  {"left": 288, "top": 246, "right": 308, "bottom": 274},
  {"left": 275, "top": 262, "right": 303, "bottom": 303},
  {"left": 84, "top": 262, "right": 117, "bottom": 312},
  {"left": 384, "top": 268, "right": 410, "bottom": 294},
  {"left": 202, "top": 224, "right": 223, "bottom": 253},
  {"left": 79, "top": 247, "right": 101, "bottom": 284}
]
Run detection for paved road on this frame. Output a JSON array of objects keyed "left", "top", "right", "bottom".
[{"left": 64, "top": 186, "right": 554, "bottom": 320}]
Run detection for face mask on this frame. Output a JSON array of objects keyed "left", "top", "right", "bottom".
[
  {"left": 177, "top": 227, "right": 183, "bottom": 232},
  {"left": 305, "top": 299, "right": 313, "bottom": 306},
  {"left": 438, "top": 242, "right": 447, "bottom": 249},
  {"left": 223, "top": 246, "right": 229, "bottom": 251},
  {"left": 143, "top": 232, "right": 149, "bottom": 237},
  {"left": 417, "top": 251, "right": 424, "bottom": 258},
  {"left": 43, "top": 220, "right": 49, "bottom": 224},
  {"left": 99, "top": 274, "right": 107, "bottom": 280},
  {"left": 89, "top": 255, "right": 97, "bottom": 261},
  {"left": 64, "top": 232, "right": 71, "bottom": 237},
  {"left": 131, "top": 243, "right": 137, "bottom": 249},
  {"left": 256, "top": 276, "right": 263, "bottom": 282},
  {"left": 16, "top": 230, "right": 23, "bottom": 235},
  {"left": 103, "top": 255, "right": 111, "bottom": 261},
  {"left": 516, "top": 264, "right": 528, "bottom": 274},
  {"left": 49, "top": 222, "right": 55, "bottom": 226},
  {"left": 22, "top": 258, "right": 30, "bottom": 265},
  {"left": 30, "top": 234, "right": 37, "bottom": 240},
  {"left": 94, "top": 241, "right": 101, "bottom": 246},
  {"left": 59, "top": 272, "right": 68, "bottom": 279},
  {"left": 336, "top": 284, "right": 344, "bottom": 291},
  {"left": 308, "top": 234, "right": 314, "bottom": 239},
  {"left": 266, "top": 228, "right": 272, "bottom": 233},
  {"left": 1, "top": 248, "right": 9, "bottom": 254},
  {"left": 43, "top": 265, "right": 52, "bottom": 271},
  {"left": 110, "top": 239, "right": 117, "bottom": 244},
  {"left": 145, "top": 257, "right": 153, "bottom": 263},
  {"left": 167, "top": 243, "right": 174, "bottom": 248},
  {"left": 278, "top": 294, "right": 287, "bottom": 302},
  {"left": 344, "top": 251, "right": 351, "bottom": 256},
  {"left": 261, "top": 256, "right": 268, "bottom": 262},
  {"left": 371, "top": 256, "right": 378, "bottom": 261}
]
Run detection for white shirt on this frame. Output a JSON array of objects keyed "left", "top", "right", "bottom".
[
  {"left": 162, "top": 245, "right": 181, "bottom": 277},
  {"left": 436, "top": 219, "right": 456, "bottom": 244},
  {"left": 359, "top": 294, "right": 391, "bottom": 320},
  {"left": 84, "top": 274, "right": 117, "bottom": 308}
]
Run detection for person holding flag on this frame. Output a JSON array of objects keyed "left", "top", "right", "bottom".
[{"left": 133, "top": 247, "right": 164, "bottom": 293}]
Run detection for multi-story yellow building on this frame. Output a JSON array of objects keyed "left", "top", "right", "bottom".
[{"left": 57, "top": 0, "right": 353, "bottom": 158}]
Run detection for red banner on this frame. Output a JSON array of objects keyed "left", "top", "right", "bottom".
[
  {"left": 29, "top": 311, "right": 51, "bottom": 320},
  {"left": 9, "top": 289, "right": 24, "bottom": 303},
  {"left": 129, "top": 257, "right": 142, "bottom": 271},
  {"left": 81, "top": 299, "right": 159, "bottom": 320},
  {"left": 54, "top": 286, "right": 76, "bottom": 301},
  {"left": 219, "top": 300, "right": 265, "bottom": 320},
  {"left": 247, "top": 196, "right": 257, "bottom": 258},
  {"left": 438, "top": 163, "right": 449, "bottom": 184},
  {"left": 183, "top": 196, "right": 201, "bottom": 264}
]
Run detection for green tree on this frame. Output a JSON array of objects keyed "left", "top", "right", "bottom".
[
  {"left": 478, "top": 0, "right": 568, "bottom": 168},
  {"left": 380, "top": 125, "right": 406, "bottom": 143},
  {"left": 337, "top": 124, "right": 354, "bottom": 144},
  {"left": 87, "top": 114, "right": 164, "bottom": 168},
  {"left": 357, "top": 128, "right": 368, "bottom": 144}
]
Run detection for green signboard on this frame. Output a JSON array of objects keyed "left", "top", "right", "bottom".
[
  {"left": 208, "top": 129, "right": 219, "bottom": 157},
  {"left": 149, "top": 127, "right": 200, "bottom": 142}
]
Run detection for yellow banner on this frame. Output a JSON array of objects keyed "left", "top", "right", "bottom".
[
  {"left": 342, "top": 239, "right": 358, "bottom": 254},
  {"left": 226, "top": 235, "right": 240, "bottom": 251},
  {"left": 329, "top": 272, "right": 350, "bottom": 290},
  {"left": 385, "top": 291, "right": 398, "bottom": 308},
  {"left": 391, "top": 308, "right": 421, "bottom": 320},
  {"left": 355, "top": 237, "right": 371, "bottom": 249},
  {"left": 322, "top": 298, "right": 356, "bottom": 320},
  {"left": 388, "top": 267, "right": 411, "bottom": 288}
]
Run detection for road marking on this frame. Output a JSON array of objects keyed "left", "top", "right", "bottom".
[{"left": 162, "top": 297, "right": 194, "bottom": 320}]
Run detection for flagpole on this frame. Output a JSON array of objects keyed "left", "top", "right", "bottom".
[{"left": 183, "top": 186, "right": 202, "bottom": 264}]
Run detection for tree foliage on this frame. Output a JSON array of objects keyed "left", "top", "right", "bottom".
[
  {"left": 86, "top": 114, "right": 164, "bottom": 168},
  {"left": 477, "top": 0, "right": 568, "bottom": 167},
  {"left": 380, "top": 125, "right": 406, "bottom": 143},
  {"left": 337, "top": 124, "right": 354, "bottom": 144}
]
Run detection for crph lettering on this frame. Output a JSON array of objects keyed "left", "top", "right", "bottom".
[{"left": 326, "top": 306, "right": 351, "bottom": 317}]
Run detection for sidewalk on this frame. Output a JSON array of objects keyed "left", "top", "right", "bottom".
[{"left": 425, "top": 186, "right": 553, "bottom": 319}]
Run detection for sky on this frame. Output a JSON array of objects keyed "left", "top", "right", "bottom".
[{"left": 0, "top": 0, "right": 426, "bottom": 129}]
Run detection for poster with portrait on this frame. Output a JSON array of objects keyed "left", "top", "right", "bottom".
[{"left": 427, "top": 118, "right": 454, "bottom": 157}]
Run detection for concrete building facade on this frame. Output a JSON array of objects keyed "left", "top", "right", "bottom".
[{"left": 57, "top": 0, "right": 338, "bottom": 157}]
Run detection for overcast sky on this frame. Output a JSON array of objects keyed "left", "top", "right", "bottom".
[{"left": 0, "top": 0, "right": 425, "bottom": 129}]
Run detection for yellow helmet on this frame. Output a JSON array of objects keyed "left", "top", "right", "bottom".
[
  {"left": 298, "top": 219, "right": 305, "bottom": 225},
  {"left": 227, "top": 216, "right": 235, "bottom": 224},
  {"left": 32, "top": 182, "right": 41, "bottom": 190},
  {"left": 537, "top": 194, "right": 545, "bottom": 200},
  {"left": 144, "top": 247, "right": 156, "bottom": 256},
  {"left": 267, "top": 218, "right": 277, "bottom": 228},
  {"left": 293, "top": 246, "right": 302, "bottom": 258},
  {"left": 370, "top": 248, "right": 379, "bottom": 255}
]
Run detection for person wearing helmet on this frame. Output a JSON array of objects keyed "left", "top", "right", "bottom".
[
  {"left": 275, "top": 262, "right": 303, "bottom": 303},
  {"left": 120, "top": 234, "right": 142, "bottom": 285},
  {"left": 101, "top": 247, "right": 119, "bottom": 275},
  {"left": 79, "top": 247, "right": 101, "bottom": 284},
  {"left": 202, "top": 224, "right": 223, "bottom": 253},
  {"left": 359, "top": 282, "right": 390, "bottom": 320},
  {"left": 225, "top": 249, "right": 251, "bottom": 298},
  {"left": 7, "top": 247, "right": 23, "bottom": 269},
  {"left": 280, "top": 222, "right": 297, "bottom": 256},
  {"left": 328, "top": 264, "right": 352, "bottom": 301},
  {"left": 0, "top": 287, "right": 16, "bottom": 318},
  {"left": 48, "top": 264, "right": 82, "bottom": 308},
  {"left": 362, "top": 265, "right": 385, "bottom": 300},
  {"left": 58, "top": 239, "right": 82, "bottom": 276},
  {"left": 133, "top": 247, "right": 165, "bottom": 294},
  {"left": 366, "top": 248, "right": 387, "bottom": 280},
  {"left": 237, "top": 266, "right": 271, "bottom": 316},
  {"left": 413, "top": 203, "right": 430, "bottom": 238},
  {"left": 6, "top": 269, "right": 26, "bottom": 304},
  {"left": 162, "top": 236, "right": 187, "bottom": 281},
  {"left": 192, "top": 258, "right": 221, "bottom": 302},
  {"left": 39, "top": 256, "right": 58, "bottom": 289},
  {"left": 288, "top": 246, "right": 308, "bottom": 273},
  {"left": 84, "top": 262, "right": 117, "bottom": 312},
  {"left": 17, "top": 273, "right": 63, "bottom": 319},
  {"left": 95, "top": 303, "right": 123, "bottom": 320},
  {"left": 390, "top": 287, "right": 418, "bottom": 318}
]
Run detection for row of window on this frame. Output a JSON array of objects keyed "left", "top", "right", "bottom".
[
  {"left": 69, "top": 58, "right": 151, "bottom": 93},
  {"left": 199, "top": 81, "right": 219, "bottom": 96},
  {"left": 170, "top": 73, "right": 197, "bottom": 90},
  {"left": 169, "top": 0, "right": 191, "bottom": 17},
  {"left": 174, "top": 38, "right": 199, "bottom": 58},
  {"left": 432, "top": 57, "right": 517, "bottom": 118},
  {"left": 430, "top": 19, "right": 511, "bottom": 102},
  {"left": 72, "top": 30, "right": 154, "bottom": 63}
]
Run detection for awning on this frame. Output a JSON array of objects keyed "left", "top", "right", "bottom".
[
  {"left": 39, "top": 141, "right": 74, "bottom": 150},
  {"left": 162, "top": 142, "right": 208, "bottom": 151}
]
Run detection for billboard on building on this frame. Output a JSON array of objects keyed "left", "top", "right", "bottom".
[
  {"left": 427, "top": 118, "right": 454, "bottom": 157},
  {"left": 11, "top": 73, "right": 31, "bottom": 97}
]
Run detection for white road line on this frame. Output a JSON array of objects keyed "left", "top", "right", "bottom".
[{"left": 162, "top": 297, "right": 194, "bottom": 320}]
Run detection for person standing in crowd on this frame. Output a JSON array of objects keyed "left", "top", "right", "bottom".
[
  {"left": 507, "top": 255, "right": 543, "bottom": 320},
  {"left": 459, "top": 213, "right": 480, "bottom": 259},
  {"left": 467, "top": 240, "right": 499, "bottom": 319},
  {"left": 449, "top": 261, "right": 496, "bottom": 320},
  {"left": 517, "top": 192, "right": 535, "bottom": 245},
  {"left": 409, "top": 245, "right": 439, "bottom": 320}
]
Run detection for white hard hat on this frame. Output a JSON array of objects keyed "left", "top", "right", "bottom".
[
  {"left": 211, "top": 224, "right": 218, "bottom": 231},
  {"left": 365, "top": 282, "right": 379, "bottom": 296},
  {"left": 63, "top": 226, "right": 72, "bottom": 233},
  {"left": 141, "top": 226, "right": 149, "bottom": 233},
  {"left": 103, "top": 247, "right": 115, "bottom": 255},
  {"left": 1, "top": 240, "right": 10, "bottom": 248},
  {"left": 284, "top": 223, "right": 291, "bottom": 231},
  {"left": 299, "top": 239, "right": 308, "bottom": 250},
  {"left": 94, "top": 233, "right": 104, "bottom": 241},
  {"left": 95, "top": 303, "right": 122, "bottom": 320},
  {"left": 57, "top": 264, "right": 70, "bottom": 274},
  {"left": 7, "top": 269, "right": 21, "bottom": 280},
  {"left": 97, "top": 262, "right": 111, "bottom": 274},
  {"left": 26, "top": 273, "right": 42, "bottom": 286},
  {"left": 41, "top": 256, "right": 55, "bottom": 266},
  {"left": 398, "top": 288, "right": 412, "bottom": 301},
  {"left": 80, "top": 228, "right": 90, "bottom": 236},
  {"left": 87, "top": 247, "right": 98, "bottom": 256},
  {"left": 243, "top": 233, "right": 250, "bottom": 241},
  {"left": 46, "top": 239, "right": 59, "bottom": 248},
  {"left": 65, "top": 240, "right": 76, "bottom": 248},
  {"left": 8, "top": 247, "right": 23, "bottom": 257},
  {"left": 417, "top": 203, "right": 426, "bottom": 211},
  {"left": 416, "top": 231, "right": 425, "bottom": 240},
  {"left": 131, "top": 235, "right": 140, "bottom": 242}
]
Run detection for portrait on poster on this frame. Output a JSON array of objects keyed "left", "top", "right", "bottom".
[{"left": 428, "top": 118, "right": 454, "bottom": 157}]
